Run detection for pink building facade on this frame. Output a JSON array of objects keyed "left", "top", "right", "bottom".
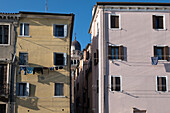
[{"left": 89, "top": 2, "right": 170, "bottom": 113}]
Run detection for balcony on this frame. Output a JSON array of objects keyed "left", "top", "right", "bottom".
[{"left": 0, "top": 83, "right": 9, "bottom": 97}]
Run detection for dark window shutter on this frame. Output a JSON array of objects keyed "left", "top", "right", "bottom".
[
  {"left": 111, "top": 77, "right": 113, "bottom": 91},
  {"left": 153, "top": 15, "right": 156, "bottom": 29},
  {"left": 96, "top": 49, "right": 99, "bottom": 64},
  {"left": 163, "top": 46, "right": 169, "bottom": 60},
  {"left": 115, "top": 16, "right": 119, "bottom": 28},
  {"left": 108, "top": 46, "right": 112, "bottom": 59},
  {"left": 154, "top": 46, "right": 157, "bottom": 57},
  {"left": 3, "top": 65, "right": 7, "bottom": 84},
  {"left": 119, "top": 46, "right": 124, "bottom": 60},
  {"left": 159, "top": 16, "right": 163, "bottom": 29}
]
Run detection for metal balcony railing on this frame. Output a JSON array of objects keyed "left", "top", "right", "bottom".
[{"left": 0, "top": 83, "right": 9, "bottom": 96}]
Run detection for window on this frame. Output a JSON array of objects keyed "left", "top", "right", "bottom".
[
  {"left": 0, "top": 104, "right": 6, "bottom": 113},
  {"left": 53, "top": 24, "right": 67, "bottom": 37},
  {"left": 71, "top": 60, "right": 73, "bottom": 65},
  {"left": 86, "top": 51, "right": 89, "bottom": 60},
  {"left": 108, "top": 46, "right": 124, "bottom": 60},
  {"left": 154, "top": 46, "right": 169, "bottom": 60},
  {"left": 54, "top": 83, "right": 64, "bottom": 96},
  {"left": 19, "top": 52, "right": 28, "bottom": 65},
  {"left": 74, "top": 60, "right": 76, "bottom": 64},
  {"left": 153, "top": 15, "right": 164, "bottom": 29},
  {"left": 20, "top": 23, "right": 29, "bottom": 36},
  {"left": 157, "top": 76, "right": 167, "bottom": 92},
  {"left": 16, "top": 83, "right": 29, "bottom": 96},
  {"left": 111, "top": 76, "right": 121, "bottom": 91},
  {"left": 110, "top": 15, "right": 120, "bottom": 29},
  {"left": 0, "top": 25, "right": 9, "bottom": 44},
  {"left": 53, "top": 53, "right": 67, "bottom": 66},
  {"left": 94, "top": 49, "right": 98, "bottom": 65},
  {"left": 0, "top": 64, "right": 7, "bottom": 84}
]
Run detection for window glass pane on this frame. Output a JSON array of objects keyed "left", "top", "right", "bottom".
[
  {"left": 55, "top": 83, "right": 64, "bottom": 96},
  {"left": 0, "top": 25, "right": 8, "bottom": 44},
  {"left": 157, "top": 48, "right": 163, "bottom": 60},
  {"left": 115, "top": 48, "right": 119, "bottom": 59},
  {"left": 0, "top": 104, "right": 6, "bottom": 113},
  {"left": 111, "top": 48, "right": 114, "bottom": 60},
  {"left": 24, "top": 24, "right": 29, "bottom": 36},
  {"left": 19, "top": 53, "right": 28, "bottom": 65},
  {"left": 162, "top": 77, "right": 166, "bottom": 91},
  {"left": 111, "top": 15, "right": 119, "bottom": 28},
  {"left": 54, "top": 53, "right": 64, "bottom": 65},
  {"left": 55, "top": 25, "right": 64, "bottom": 37}
]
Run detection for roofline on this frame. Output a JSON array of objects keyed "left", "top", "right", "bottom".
[
  {"left": 19, "top": 11, "right": 74, "bottom": 16},
  {"left": 88, "top": 2, "right": 170, "bottom": 33},
  {"left": 96, "top": 2, "right": 170, "bottom": 6}
]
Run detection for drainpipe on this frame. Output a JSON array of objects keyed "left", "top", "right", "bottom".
[{"left": 102, "top": 5, "right": 107, "bottom": 113}]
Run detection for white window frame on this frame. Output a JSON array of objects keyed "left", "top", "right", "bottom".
[
  {"left": 53, "top": 52, "right": 67, "bottom": 66},
  {"left": 109, "top": 14, "right": 121, "bottom": 30},
  {"left": 53, "top": 82, "right": 65, "bottom": 98},
  {"left": 0, "top": 23, "right": 10, "bottom": 46},
  {"left": 53, "top": 24, "right": 67, "bottom": 38},
  {"left": 16, "top": 82, "right": 30, "bottom": 97},
  {"left": 153, "top": 14, "right": 166, "bottom": 31},
  {"left": 19, "top": 23, "right": 30, "bottom": 37},
  {"left": 156, "top": 76, "right": 168, "bottom": 92},
  {"left": 110, "top": 75, "right": 122, "bottom": 92}
]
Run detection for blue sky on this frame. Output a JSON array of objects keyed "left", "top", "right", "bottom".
[{"left": 0, "top": 0, "right": 170, "bottom": 50}]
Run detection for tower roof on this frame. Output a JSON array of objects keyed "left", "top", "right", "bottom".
[{"left": 71, "top": 37, "right": 81, "bottom": 51}]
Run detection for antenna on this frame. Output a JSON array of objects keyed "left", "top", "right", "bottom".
[{"left": 45, "top": 0, "right": 47, "bottom": 12}]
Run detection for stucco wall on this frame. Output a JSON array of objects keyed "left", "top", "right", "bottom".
[
  {"left": 105, "top": 11, "right": 170, "bottom": 113},
  {"left": 16, "top": 15, "right": 72, "bottom": 113}
]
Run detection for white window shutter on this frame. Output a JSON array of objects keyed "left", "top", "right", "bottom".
[
  {"left": 64, "top": 25, "right": 67, "bottom": 37},
  {"left": 26, "top": 83, "right": 30, "bottom": 96},
  {"left": 53, "top": 53, "right": 56, "bottom": 65},
  {"left": 64, "top": 53, "right": 67, "bottom": 65},
  {"left": 53, "top": 24, "right": 56, "bottom": 36}
]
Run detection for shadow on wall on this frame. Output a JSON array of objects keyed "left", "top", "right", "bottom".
[
  {"left": 164, "top": 63, "right": 170, "bottom": 72},
  {"left": 15, "top": 84, "right": 39, "bottom": 113},
  {"left": 16, "top": 61, "right": 70, "bottom": 112}
]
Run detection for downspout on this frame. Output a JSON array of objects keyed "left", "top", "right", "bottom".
[{"left": 103, "top": 5, "right": 107, "bottom": 113}]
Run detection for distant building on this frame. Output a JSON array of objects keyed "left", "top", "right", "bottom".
[
  {"left": 70, "top": 37, "right": 81, "bottom": 113},
  {"left": 88, "top": 2, "right": 170, "bottom": 113},
  {"left": 15, "top": 12, "right": 74, "bottom": 113},
  {"left": 0, "top": 13, "right": 19, "bottom": 113}
]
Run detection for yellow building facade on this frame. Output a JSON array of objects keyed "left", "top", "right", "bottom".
[{"left": 15, "top": 12, "right": 74, "bottom": 113}]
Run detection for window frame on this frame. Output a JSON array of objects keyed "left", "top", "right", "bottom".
[
  {"left": 16, "top": 82, "right": 30, "bottom": 97},
  {"left": 19, "top": 52, "right": 28, "bottom": 66},
  {"left": 0, "top": 23, "right": 10, "bottom": 46},
  {"left": 108, "top": 45, "right": 124, "bottom": 61},
  {"left": 110, "top": 75, "right": 122, "bottom": 92},
  {"left": 19, "top": 23, "right": 30, "bottom": 37},
  {"left": 153, "top": 45, "right": 169, "bottom": 61},
  {"left": 109, "top": 14, "right": 121, "bottom": 30},
  {"left": 152, "top": 15, "right": 166, "bottom": 30},
  {"left": 54, "top": 82, "right": 65, "bottom": 97},
  {"left": 53, "top": 24, "right": 67, "bottom": 38},
  {"left": 156, "top": 76, "right": 168, "bottom": 92},
  {"left": 53, "top": 52, "right": 67, "bottom": 66}
]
